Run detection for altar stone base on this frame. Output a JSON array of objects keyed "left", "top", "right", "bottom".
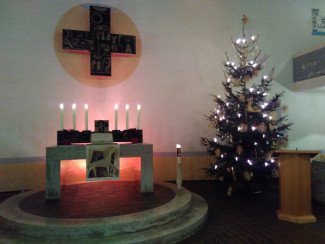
[{"left": 46, "top": 143, "right": 153, "bottom": 200}]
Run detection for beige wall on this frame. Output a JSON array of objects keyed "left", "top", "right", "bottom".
[{"left": 0, "top": 162, "right": 46, "bottom": 192}]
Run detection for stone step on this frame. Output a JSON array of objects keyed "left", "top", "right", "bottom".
[
  {"left": 0, "top": 183, "right": 208, "bottom": 243},
  {"left": 106, "top": 193, "right": 208, "bottom": 244}
]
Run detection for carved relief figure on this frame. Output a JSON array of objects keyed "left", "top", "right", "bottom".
[{"left": 88, "top": 146, "right": 119, "bottom": 178}]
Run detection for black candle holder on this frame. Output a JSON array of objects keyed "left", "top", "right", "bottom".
[{"left": 57, "top": 129, "right": 143, "bottom": 145}]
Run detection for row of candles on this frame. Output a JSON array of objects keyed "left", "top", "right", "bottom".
[{"left": 59, "top": 104, "right": 141, "bottom": 131}]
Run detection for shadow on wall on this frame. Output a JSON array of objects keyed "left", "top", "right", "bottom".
[
  {"left": 276, "top": 59, "right": 294, "bottom": 91},
  {"left": 275, "top": 59, "right": 325, "bottom": 149}
]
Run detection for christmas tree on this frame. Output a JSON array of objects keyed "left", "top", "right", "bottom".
[{"left": 201, "top": 15, "right": 292, "bottom": 195}]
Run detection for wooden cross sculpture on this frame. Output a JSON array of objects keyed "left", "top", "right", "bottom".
[{"left": 63, "top": 6, "right": 136, "bottom": 76}]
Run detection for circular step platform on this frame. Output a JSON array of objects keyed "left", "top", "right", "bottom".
[{"left": 0, "top": 181, "right": 208, "bottom": 243}]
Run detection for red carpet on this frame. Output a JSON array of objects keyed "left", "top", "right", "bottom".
[{"left": 18, "top": 181, "right": 175, "bottom": 218}]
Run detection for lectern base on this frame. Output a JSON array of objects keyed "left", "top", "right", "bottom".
[{"left": 276, "top": 211, "right": 316, "bottom": 224}]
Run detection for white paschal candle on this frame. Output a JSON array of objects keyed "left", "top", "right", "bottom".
[
  {"left": 125, "top": 104, "right": 129, "bottom": 130},
  {"left": 84, "top": 104, "right": 88, "bottom": 131},
  {"left": 176, "top": 144, "right": 182, "bottom": 189},
  {"left": 72, "top": 103, "right": 76, "bottom": 130},
  {"left": 176, "top": 144, "right": 181, "bottom": 157},
  {"left": 137, "top": 104, "right": 141, "bottom": 129},
  {"left": 115, "top": 104, "right": 118, "bottom": 130},
  {"left": 60, "top": 103, "right": 64, "bottom": 130}
]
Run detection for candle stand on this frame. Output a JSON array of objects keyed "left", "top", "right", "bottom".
[
  {"left": 57, "top": 129, "right": 143, "bottom": 145},
  {"left": 176, "top": 144, "right": 182, "bottom": 189}
]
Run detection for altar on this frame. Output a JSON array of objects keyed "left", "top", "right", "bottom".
[{"left": 46, "top": 143, "right": 153, "bottom": 200}]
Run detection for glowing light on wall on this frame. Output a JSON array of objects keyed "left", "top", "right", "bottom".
[
  {"left": 60, "top": 158, "right": 142, "bottom": 185},
  {"left": 54, "top": 5, "right": 142, "bottom": 87}
]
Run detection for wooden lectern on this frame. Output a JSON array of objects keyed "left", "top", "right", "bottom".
[{"left": 273, "top": 150, "right": 320, "bottom": 224}]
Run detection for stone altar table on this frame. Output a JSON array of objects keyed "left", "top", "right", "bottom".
[
  {"left": 273, "top": 150, "right": 320, "bottom": 223},
  {"left": 46, "top": 143, "right": 153, "bottom": 200}
]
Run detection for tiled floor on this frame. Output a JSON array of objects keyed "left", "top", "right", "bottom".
[
  {"left": 181, "top": 180, "right": 325, "bottom": 244},
  {"left": 18, "top": 181, "right": 175, "bottom": 218}
]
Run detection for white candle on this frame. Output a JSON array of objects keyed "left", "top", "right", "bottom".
[
  {"left": 72, "top": 103, "right": 76, "bottom": 130},
  {"left": 60, "top": 103, "right": 64, "bottom": 130},
  {"left": 84, "top": 104, "right": 88, "bottom": 131},
  {"left": 137, "top": 104, "right": 141, "bottom": 129},
  {"left": 125, "top": 104, "right": 129, "bottom": 130},
  {"left": 176, "top": 144, "right": 181, "bottom": 157},
  {"left": 115, "top": 104, "right": 118, "bottom": 130},
  {"left": 176, "top": 144, "right": 182, "bottom": 189}
]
